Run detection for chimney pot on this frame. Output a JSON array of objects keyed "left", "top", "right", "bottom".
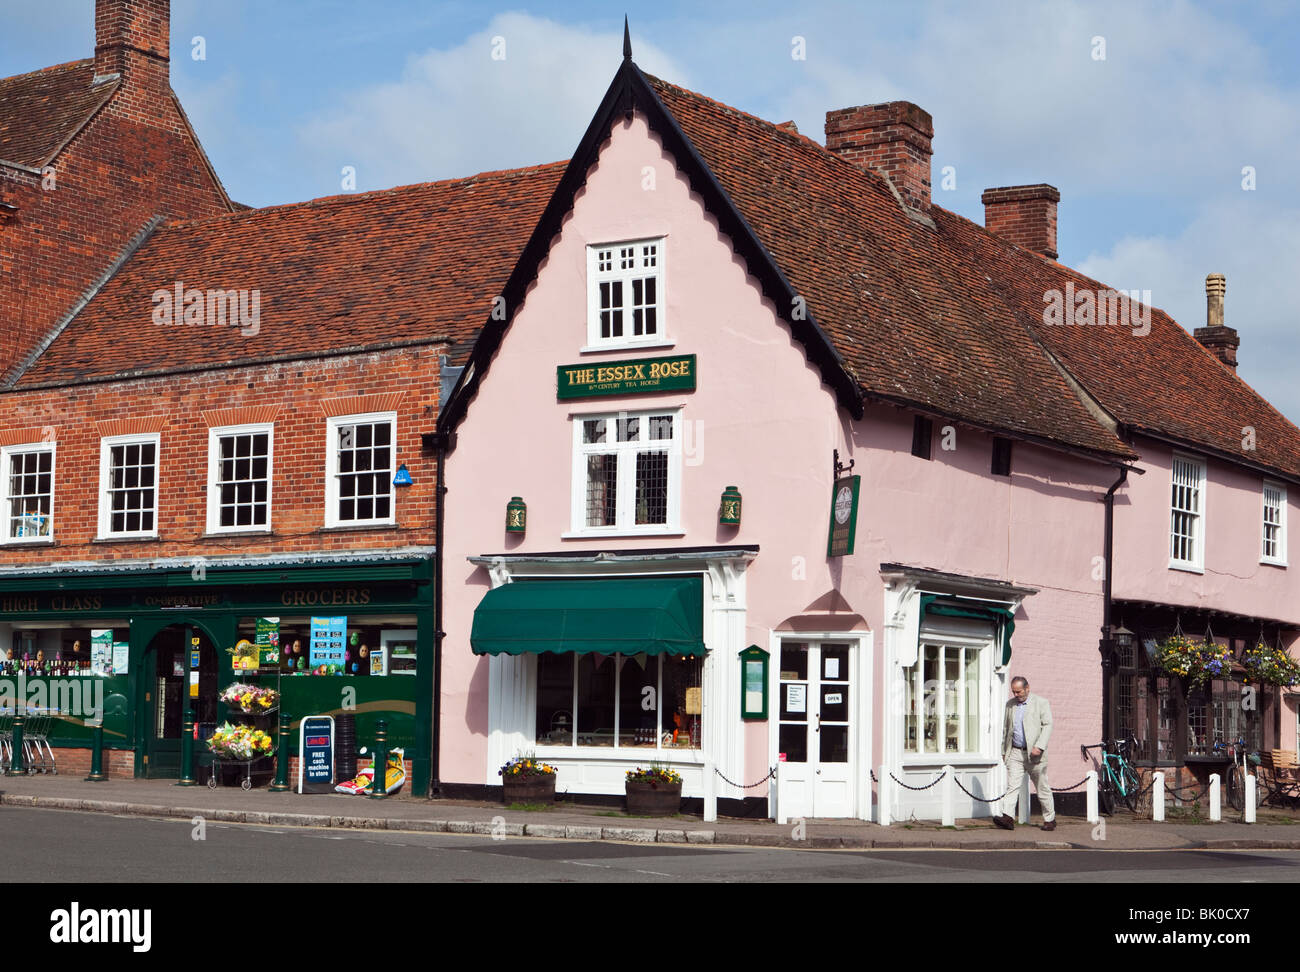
[
  {"left": 1195, "top": 273, "right": 1240, "bottom": 368},
  {"left": 825, "top": 101, "right": 933, "bottom": 216},
  {"left": 981, "top": 184, "right": 1060, "bottom": 260}
]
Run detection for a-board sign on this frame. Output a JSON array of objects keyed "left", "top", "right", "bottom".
[{"left": 297, "top": 715, "right": 335, "bottom": 794}]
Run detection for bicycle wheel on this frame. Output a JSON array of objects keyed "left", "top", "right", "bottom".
[
  {"left": 1098, "top": 769, "right": 1116, "bottom": 815},
  {"left": 1118, "top": 763, "right": 1140, "bottom": 813},
  {"left": 1227, "top": 764, "right": 1245, "bottom": 811}
]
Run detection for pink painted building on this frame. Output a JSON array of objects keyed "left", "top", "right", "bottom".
[{"left": 432, "top": 47, "right": 1300, "bottom": 819}]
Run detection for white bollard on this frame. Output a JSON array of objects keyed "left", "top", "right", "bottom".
[
  {"left": 877, "top": 765, "right": 892, "bottom": 827},
  {"left": 1086, "top": 770, "right": 1099, "bottom": 824},
  {"left": 1209, "top": 774, "right": 1221, "bottom": 822},
  {"left": 941, "top": 765, "right": 955, "bottom": 827},
  {"left": 703, "top": 760, "right": 717, "bottom": 822},
  {"left": 1018, "top": 769, "right": 1031, "bottom": 824},
  {"left": 1152, "top": 771, "right": 1165, "bottom": 821},
  {"left": 1245, "top": 774, "right": 1257, "bottom": 824}
]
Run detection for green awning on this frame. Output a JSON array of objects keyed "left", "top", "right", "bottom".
[
  {"left": 470, "top": 576, "right": 706, "bottom": 657},
  {"left": 920, "top": 593, "right": 1016, "bottom": 665}
]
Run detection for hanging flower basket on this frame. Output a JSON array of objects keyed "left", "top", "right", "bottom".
[
  {"left": 1242, "top": 641, "right": 1300, "bottom": 687},
  {"left": 1153, "top": 635, "right": 1232, "bottom": 689}
]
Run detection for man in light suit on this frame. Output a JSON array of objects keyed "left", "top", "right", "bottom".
[{"left": 994, "top": 676, "right": 1055, "bottom": 831}]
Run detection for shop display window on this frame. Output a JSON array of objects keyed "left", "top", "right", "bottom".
[
  {"left": 903, "top": 641, "right": 984, "bottom": 756},
  {"left": 236, "top": 616, "right": 416, "bottom": 676},
  {"left": 535, "top": 651, "right": 703, "bottom": 750}
]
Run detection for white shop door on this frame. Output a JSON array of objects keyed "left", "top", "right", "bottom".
[{"left": 777, "top": 642, "right": 854, "bottom": 818}]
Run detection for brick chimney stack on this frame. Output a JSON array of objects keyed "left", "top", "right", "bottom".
[
  {"left": 981, "top": 184, "right": 1060, "bottom": 260},
  {"left": 95, "top": 0, "right": 170, "bottom": 91},
  {"left": 825, "top": 102, "right": 934, "bottom": 216},
  {"left": 1195, "top": 273, "right": 1240, "bottom": 368}
]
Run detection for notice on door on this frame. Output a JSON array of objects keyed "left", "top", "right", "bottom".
[{"left": 786, "top": 683, "right": 807, "bottom": 713}]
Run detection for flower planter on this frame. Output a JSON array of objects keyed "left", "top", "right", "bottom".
[
  {"left": 625, "top": 779, "right": 682, "bottom": 816},
  {"left": 502, "top": 774, "right": 556, "bottom": 804}
]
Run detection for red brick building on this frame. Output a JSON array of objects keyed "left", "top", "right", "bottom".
[{"left": 0, "top": 0, "right": 559, "bottom": 792}]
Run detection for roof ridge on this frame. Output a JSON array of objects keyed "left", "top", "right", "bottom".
[
  {"left": 155, "top": 159, "right": 570, "bottom": 231},
  {"left": 0, "top": 58, "right": 93, "bottom": 84}
]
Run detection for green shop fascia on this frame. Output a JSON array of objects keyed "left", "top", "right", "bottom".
[{"left": 0, "top": 555, "right": 434, "bottom": 794}]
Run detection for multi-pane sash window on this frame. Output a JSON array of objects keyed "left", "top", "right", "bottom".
[
  {"left": 207, "top": 425, "right": 272, "bottom": 532},
  {"left": 2, "top": 444, "right": 54, "bottom": 541},
  {"left": 100, "top": 434, "right": 158, "bottom": 536},
  {"left": 327, "top": 413, "right": 396, "bottom": 527},
  {"left": 1263, "top": 481, "right": 1287, "bottom": 565},
  {"left": 586, "top": 239, "right": 664, "bottom": 348},
  {"left": 1170, "top": 454, "right": 1206, "bottom": 569},
  {"left": 572, "top": 410, "right": 680, "bottom": 533},
  {"left": 903, "top": 642, "right": 983, "bottom": 755}
]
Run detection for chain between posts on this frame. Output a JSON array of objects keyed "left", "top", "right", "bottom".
[
  {"left": 888, "top": 769, "right": 947, "bottom": 791},
  {"left": 952, "top": 776, "right": 1014, "bottom": 803},
  {"left": 1050, "top": 776, "right": 1090, "bottom": 793},
  {"left": 713, "top": 766, "right": 777, "bottom": 790}
]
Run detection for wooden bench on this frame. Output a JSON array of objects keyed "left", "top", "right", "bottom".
[{"left": 1259, "top": 750, "right": 1300, "bottom": 806}]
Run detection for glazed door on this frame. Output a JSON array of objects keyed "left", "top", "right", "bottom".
[
  {"left": 144, "top": 627, "right": 218, "bottom": 778},
  {"left": 776, "top": 642, "right": 855, "bottom": 818}
]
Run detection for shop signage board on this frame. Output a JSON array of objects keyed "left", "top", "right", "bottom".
[
  {"left": 298, "top": 715, "right": 335, "bottom": 794},
  {"left": 309, "top": 617, "right": 347, "bottom": 673},
  {"left": 826, "top": 475, "right": 860, "bottom": 557},
  {"left": 556, "top": 354, "right": 697, "bottom": 400},
  {"left": 739, "top": 645, "right": 769, "bottom": 720}
]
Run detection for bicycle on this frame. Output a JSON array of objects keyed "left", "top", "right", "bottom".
[
  {"left": 1212, "top": 738, "right": 1266, "bottom": 811},
  {"left": 1082, "top": 738, "right": 1141, "bottom": 814}
]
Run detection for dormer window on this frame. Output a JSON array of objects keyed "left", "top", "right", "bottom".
[{"left": 586, "top": 239, "right": 665, "bottom": 350}]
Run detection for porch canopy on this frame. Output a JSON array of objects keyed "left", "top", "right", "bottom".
[{"left": 470, "top": 576, "right": 706, "bottom": 657}]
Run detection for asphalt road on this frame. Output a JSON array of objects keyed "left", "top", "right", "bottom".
[{"left": 4, "top": 807, "right": 1300, "bottom": 884}]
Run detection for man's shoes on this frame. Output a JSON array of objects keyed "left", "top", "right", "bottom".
[
  {"left": 1041, "top": 820, "right": 1056, "bottom": 831},
  {"left": 992, "top": 814, "right": 1015, "bottom": 830}
]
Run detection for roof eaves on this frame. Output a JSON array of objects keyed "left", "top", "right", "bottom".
[{"left": 1119, "top": 424, "right": 1300, "bottom": 488}]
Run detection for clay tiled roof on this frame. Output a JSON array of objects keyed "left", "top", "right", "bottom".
[
  {"left": 646, "top": 74, "right": 1300, "bottom": 477},
  {"left": 14, "top": 163, "right": 565, "bottom": 386},
  {"left": 0, "top": 60, "right": 117, "bottom": 169}
]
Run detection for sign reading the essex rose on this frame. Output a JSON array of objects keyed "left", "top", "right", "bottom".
[{"left": 557, "top": 355, "right": 697, "bottom": 400}]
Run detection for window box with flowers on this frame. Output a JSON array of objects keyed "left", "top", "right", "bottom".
[
  {"left": 624, "top": 764, "right": 683, "bottom": 816},
  {"left": 499, "top": 755, "right": 558, "bottom": 804}
]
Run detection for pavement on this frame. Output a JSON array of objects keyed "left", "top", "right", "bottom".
[{"left": 3, "top": 773, "right": 1299, "bottom": 850}]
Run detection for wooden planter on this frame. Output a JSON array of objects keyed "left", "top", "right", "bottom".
[
  {"left": 625, "top": 779, "right": 682, "bottom": 816},
  {"left": 502, "top": 773, "right": 556, "bottom": 804}
]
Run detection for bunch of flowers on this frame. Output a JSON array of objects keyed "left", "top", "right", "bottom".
[
  {"left": 1154, "top": 635, "right": 1233, "bottom": 688},
  {"left": 208, "top": 722, "right": 275, "bottom": 760},
  {"left": 1242, "top": 641, "right": 1300, "bottom": 687},
  {"left": 499, "top": 755, "right": 557, "bottom": 778},
  {"left": 625, "top": 764, "right": 682, "bottom": 787},
  {"left": 219, "top": 683, "right": 279, "bottom": 713}
]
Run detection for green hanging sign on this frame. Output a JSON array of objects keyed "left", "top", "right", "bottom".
[
  {"left": 827, "top": 475, "right": 860, "bottom": 557},
  {"left": 556, "top": 354, "right": 697, "bottom": 400}
]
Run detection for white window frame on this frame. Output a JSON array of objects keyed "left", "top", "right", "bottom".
[
  {"left": 1169, "top": 453, "right": 1206, "bottom": 572},
  {"left": 98, "top": 433, "right": 160, "bottom": 539},
  {"left": 901, "top": 630, "right": 991, "bottom": 763},
  {"left": 206, "top": 423, "right": 274, "bottom": 535},
  {"left": 325, "top": 411, "right": 397, "bottom": 529},
  {"left": 1262, "top": 480, "right": 1287, "bottom": 567},
  {"left": 1, "top": 441, "right": 55, "bottom": 543},
  {"left": 584, "top": 237, "right": 668, "bottom": 351},
  {"left": 567, "top": 407, "right": 683, "bottom": 538}
]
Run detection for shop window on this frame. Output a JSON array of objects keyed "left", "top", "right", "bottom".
[
  {"left": 1170, "top": 453, "right": 1206, "bottom": 570},
  {"left": 1262, "top": 481, "right": 1287, "bottom": 566},
  {"left": 207, "top": 425, "right": 272, "bottom": 533},
  {"left": 534, "top": 652, "right": 703, "bottom": 750},
  {"left": 99, "top": 433, "right": 159, "bottom": 537},
  {"left": 586, "top": 239, "right": 665, "bottom": 349},
  {"left": 326, "top": 412, "right": 396, "bottom": 528},
  {"left": 237, "top": 617, "right": 416, "bottom": 676},
  {"left": 903, "top": 641, "right": 984, "bottom": 756},
  {"left": 2, "top": 442, "right": 54, "bottom": 541},
  {"left": 571, "top": 410, "right": 681, "bottom": 534}
]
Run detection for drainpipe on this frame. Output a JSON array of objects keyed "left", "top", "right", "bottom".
[
  {"left": 422, "top": 431, "right": 450, "bottom": 799},
  {"left": 1100, "top": 466, "right": 1129, "bottom": 744}
]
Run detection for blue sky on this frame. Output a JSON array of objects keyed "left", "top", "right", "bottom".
[{"left": 5, "top": 1, "right": 1300, "bottom": 424}]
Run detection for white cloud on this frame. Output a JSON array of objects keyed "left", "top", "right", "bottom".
[
  {"left": 1078, "top": 199, "right": 1300, "bottom": 423},
  {"left": 295, "top": 12, "right": 688, "bottom": 192}
]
